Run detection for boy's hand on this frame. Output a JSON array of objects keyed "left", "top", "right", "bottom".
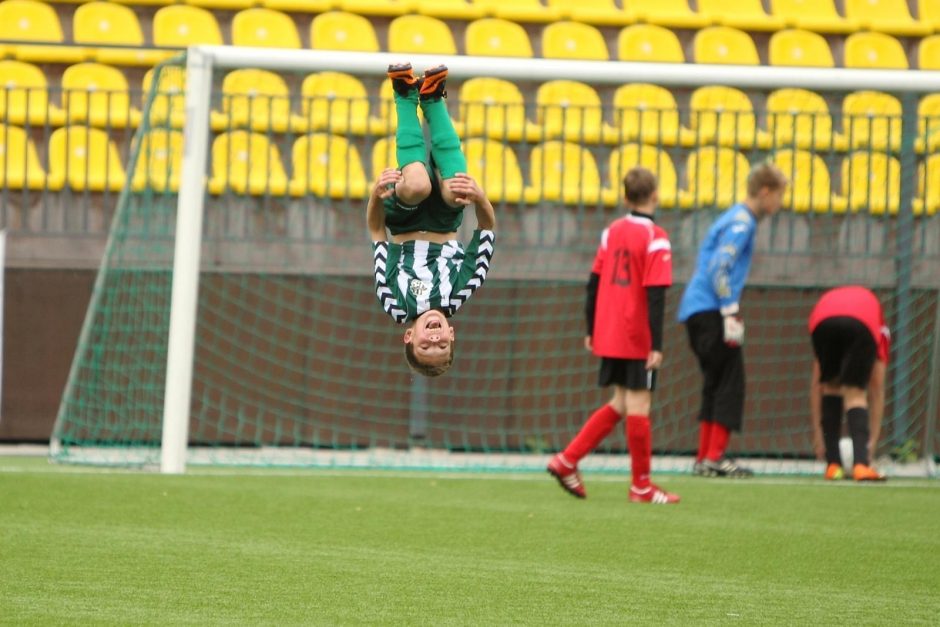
[
  {"left": 646, "top": 351, "right": 663, "bottom": 370},
  {"left": 373, "top": 168, "right": 401, "bottom": 200},
  {"left": 446, "top": 173, "right": 485, "bottom": 205}
]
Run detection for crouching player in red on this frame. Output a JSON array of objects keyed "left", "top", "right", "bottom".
[
  {"left": 809, "top": 286, "right": 889, "bottom": 481},
  {"left": 548, "top": 167, "right": 679, "bottom": 504}
]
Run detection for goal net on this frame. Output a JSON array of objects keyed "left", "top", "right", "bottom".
[{"left": 51, "top": 48, "right": 940, "bottom": 475}]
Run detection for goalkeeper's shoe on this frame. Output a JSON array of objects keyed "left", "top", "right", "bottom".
[
  {"left": 692, "top": 460, "right": 718, "bottom": 477},
  {"left": 387, "top": 62, "right": 420, "bottom": 97},
  {"left": 824, "top": 463, "right": 845, "bottom": 481},
  {"left": 702, "top": 456, "right": 754, "bottom": 478},
  {"left": 419, "top": 64, "right": 448, "bottom": 101},
  {"left": 629, "top": 483, "right": 680, "bottom": 505},
  {"left": 547, "top": 453, "right": 586, "bottom": 499},
  {"left": 853, "top": 463, "right": 886, "bottom": 482}
]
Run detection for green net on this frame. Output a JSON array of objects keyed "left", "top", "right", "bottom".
[{"left": 51, "top": 59, "right": 940, "bottom": 475}]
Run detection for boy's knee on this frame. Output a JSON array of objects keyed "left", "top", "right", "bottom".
[{"left": 397, "top": 176, "right": 432, "bottom": 205}]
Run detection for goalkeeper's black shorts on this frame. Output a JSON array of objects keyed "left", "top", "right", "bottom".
[{"left": 811, "top": 316, "right": 877, "bottom": 388}]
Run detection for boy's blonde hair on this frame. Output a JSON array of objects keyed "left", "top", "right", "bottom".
[
  {"left": 747, "top": 162, "right": 787, "bottom": 197},
  {"left": 405, "top": 341, "right": 454, "bottom": 377},
  {"left": 623, "top": 167, "right": 658, "bottom": 205}
]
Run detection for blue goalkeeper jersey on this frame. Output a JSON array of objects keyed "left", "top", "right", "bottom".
[{"left": 678, "top": 203, "right": 757, "bottom": 322}]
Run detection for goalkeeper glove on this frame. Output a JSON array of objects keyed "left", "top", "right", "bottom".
[{"left": 723, "top": 315, "right": 745, "bottom": 347}]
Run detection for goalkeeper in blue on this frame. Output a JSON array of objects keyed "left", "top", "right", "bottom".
[
  {"left": 367, "top": 63, "right": 496, "bottom": 377},
  {"left": 677, "top": 163, "right": 787, "bottom": 477}
]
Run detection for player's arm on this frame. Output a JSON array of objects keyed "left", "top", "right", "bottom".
[
  {"left": 585, "top": 272, "right": 600, "bottom": 351},
  {"left": 446, "top": 229, "right": 495, "bottom": 316},
  {"left": 367, "top": 168, "right": 401, "bottom": 241},
  {"left": 643, "top": 230, "right": 671, "bottom": 369},
  {"left": 867, "top": 359, "right": 886, "bottom": 456},
  {"left": 646, "top": 286, "right": 666, "bottom": 369},
  {"left": 810, "top": 359, "right": 825, "bottom": 460},
  {"left": 447, "top": 173, "right": 496, "bottom": 231},
  {"left": 706, "top": 218, "right": 753, "bottom": 316}
]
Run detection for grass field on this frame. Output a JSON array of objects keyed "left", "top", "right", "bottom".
[{"left": 1, "top": 456, "right": 938, "bottom": 625}]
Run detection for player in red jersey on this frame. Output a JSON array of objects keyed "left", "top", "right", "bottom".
[
  {"left": 548, "top": 167, "right": 679, "bottom": 504},
  {"left": 808, "top": 286, "right": 889, "bottom": 481}
]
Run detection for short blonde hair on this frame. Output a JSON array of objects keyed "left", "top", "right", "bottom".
[
  {"left": 747, "top": 162, "right": 787, "bottom": 197},
  {"left": 622, "top": 167, "right": 658, "bottom": 205},
  {"left": 404, "top": 341, "right": 454, "bottom": 377}
]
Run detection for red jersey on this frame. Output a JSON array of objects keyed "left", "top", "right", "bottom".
[
  {"left": 808, "top": 286, "right": 890, "bottom": 362},
  {"left": 591, "top": 214, "right": 672, "bottom": 359}
]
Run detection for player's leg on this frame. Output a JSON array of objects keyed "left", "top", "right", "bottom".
[
  {"left": 388, "top": 63, "right": 431, "bottom": 204},
  {"left": 838, "top": 324, "right": 885, "bottom": 481},
  {"left": 685, "top": 313, "right": 722, "bottom": 475},
  {"left": 812, "top": 320, "right": 848, "bottom": 479},
  {"left": 702, "top": 343, "right": 753, "bottom": 477},
  {"left": 417, "top": 65, "right": 467, "bottom": 207},
  {"left": 623, "top": 368, "right": 679, "bottom": 504}
]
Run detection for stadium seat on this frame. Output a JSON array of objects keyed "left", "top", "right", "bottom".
[
  {"left": 371, "top": 136, "right": 396, "bottom": 180},
  {"left": 416, "top": 0, "right": 484, "bottom": 20},
  {"left": 455, "top": 77, "right": 533, "bottom": 142},
  {"left": 918, "top": 35, "right": 940, "bottom": 71},
  {"left": 339, "top": 0, "right": 415, "bottom": 18},
  {"left": 183, "top": 0, "right": 254, "bottom": 10},
  {"left": 142, "top": 66, "right": 186, "bottom": 129},
  {"left": 0, "top": 125, "right": 47, "bottom": 190},
  {"left": 208, "top": 130, "right": 288, "bottom": 195},
  {"left": 601, "top": 83, "right": 682, "bottom": 145},
  {"left": 836, "top": 91, "right": 902, "bottom": 152},
  {"left": 153, "top": 5, "right": 223, "bottom": 48},
  {"left": 0, "top": 0, "right": 84, "bottom": 64},
  {"left": 601, "top": 143, "right": 678, "bottom": 208},
  {"left": 629, "top": 0, "right": 708, "bottom": 29},
  {"left": 617, "top": 24, "right": 685, "bottom": 63},
  {"left": 534, "top": 80, "right": 604, "bottom": 144},
  {"left": 768, "top": 29, "right": 834, "bottom": 67},
  {"left": 47, "top": 126, "right": 126, "bottom": 192},
  {"left": 231, "top": 8, "right": 301, "bottom": 49},
  {"left": 769, "top": 0, "right": 859, "bottom": 34},
  {"left": 757, "top": 88, "right": 835, "bottom": 151},
  {"left": 524, "top": 141, "right": 602, "bottom": 204},
  {"left": 920, "top": 0, "right": 940, "bottom": 31},
  {"left": 262, "top": 0, "right": 332, "bottom": 14},
  {"left": 915, "top": 154, "right": 940, "bottom": 216},
  {"left": 310, "top": 12, "right": 379, "bottom": 52},
  {"left": 836, "top": 151, "right": 901, "bottom": 215},
  {"left": 918, "top": 94, "right": 940, "bottom": 154},
  {"left": 679, "top": 147, "right": 749, "bottom": 209},
  {"left": 542, "top": 21, "right": 609, "bottom": 60},
  {"left": 131, "top": 129, "right": 183, "bottom": 193},
  {"left": 299, "top": 72, "right": 370, "bottom": 135},
  {"left": 471, "top": 0, "right": 562, "bottom": 24},
  {"left": 463, "top": 138, "right": 525, "bottom": 203},
  {"left": 682, "top": 86, "right": 757, "bottom": 149},
  {"left": 388, "top": 15, "right": 457, "bottom": 55},
  {"left": 843, "top": 0, "right": 931, "bottom": 37},
  {"left": 694, "top": 27, "right": 759, "bottom": 65},
  {"left": 211, "top": 69, "right": 303, "bottom": 133},
  {"left": 61, "top": 62, "right": 142, "bottom": 129},
  {"left": 73, "top": 2, "right": 171, "bottom": 66},
  {"left": 773, "top": 149, "right": 844, "bottom": 213},
  {"left": 288, "top": 133, "right": 367, "bottom": 198},
  {"left": 465, "top": 18, "right": 534, "bottom": 57},
  {"left": 697, "top": 0, "right": 785, "bottom": 32},
  {"left": 0, "top": 60, "right": 66, "bottom": 126},
  {"left": 844, "top": 32, "right": 909, "bottom": 70},
  {"left": 545, "top": 0, "right": 635, "bottom": 26}
]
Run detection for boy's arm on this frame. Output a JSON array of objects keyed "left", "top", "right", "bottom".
[
  {"left": 446, "top": 230, "right": 495, "bottom": 316},
  {"left": 867, "top": 359, "right": 886, "bottom": 457},
  {"left": 706, "top": 214, "right": 754, "bottom": 316},
  {"left": 810, "top": 359, "right": 824, "bottom": 460},
  {"left": 373, "top": 242, "right": 407, "bottom": 324},
  {"left": 367, "top": 168, "right": 401, "bottom": 241},
  {"left": 447, "top": 173, "right": 496, "bottom": 231}
]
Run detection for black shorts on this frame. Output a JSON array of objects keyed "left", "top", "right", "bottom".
[
  {"left": 598, "top": 358, "right": 657, "bottom": 391},
  {"left": 811, "top": 316, "right": 877, "bottom": 388}
]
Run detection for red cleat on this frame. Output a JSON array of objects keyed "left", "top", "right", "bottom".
[
  {"left": 629, "top": 483, "right": 680, "bottom": 504},
  {"left": 547, "top": 453, "right": 586, "bottom": 499}
]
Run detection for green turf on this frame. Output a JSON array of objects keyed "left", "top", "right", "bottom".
[{"left": 1, "top": 457, "right": 937, "bottom": 626}]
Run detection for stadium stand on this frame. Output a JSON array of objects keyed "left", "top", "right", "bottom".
[
  {"left": 73, "top": 2, "right": 171, "bottom": 66},
  {"left": 370, "top": 135, "right": 396, "bottom": 180},
  {"left": 288, "top": 133, "right": 368, "bottom": 198},
  {"left": 47, "top": 125, "right": 126, "bottom": 192},
  {"left": 920, "top": 0, "right": 940, "bottom": 31},
  {"left": 915, "top": 154, "right": 939, "bottom": 215},
  {"left": 300, "top": 72, "right": 371, "bottom": 135},
  {"left": 463, "top": 137, "right": 525, "bottom": 203},
  {"left": 142, "top": 65, "right": 186, "bottom": 129},
  {"left": 684, "top": 85, "right": 758, "bottom": 148},
  {"left": 132, "top": 129, "right": 183, "bottom": 193},
  {"left": 310, "top": 11, "right": 380, "bottom": 52},
  {"left": 464, "top": 17, "right": 534, "bottom": 57},
  {"left": 919, "top": 94, "right": 940, "bottom": 153},
  {"left": 0, "top": 124, "right": 47, "bottom": 190},
  {"left": 211, "top": 69, "right": 302, "bottom": 133},
  {"left": 837, "top": 90, "right": 903, "bottom": 152},
  {"left": 773, "top": 148, "right": 844, "bottom": 213},
  {"left": 768, "top": 0, "right": 859, "bottom": 34},
  {"left": 758, "top": 88, "right": 836, "bottom": 151},
  {"left": 455, "top": 77, "right": 532, "bottom": 142},
  {"left": 545, "top": 0, "right": 635, "bottom": 27},
  {"left": 524, "top": 141, "right": 602, "bottom": 204},
  {"left": 844, "top": 31, "right": 909, "bottom": 70},
  {"left": 471, "top": 0, "right": 561, "bottom": 24},
  {"left": 768, "top": 29, "right": 835, "bottom": 67},
  {"left": 601, "top": 143, "right": 678, "bottom": 208},
  {"left": 542, "top": 20, "right": 610, "bottom": 60},
  {"left": 231, "top": 8, "right": 301, "bottom": 49},
  {"left": 0, "top": 60, "right": 66, "bottom": 125},
  {"left": 388, "top": 14, "right": 457, "bottom": 54},
  {"left": 339, "top": 0, "right": 413, "bottom": 18},
  {"left": 694, "top": 26, "right": 760, "bottom": 65},
  {"left": 415, "top": 0, "right": 484, "bottom": 21},
  {"left": 534, "top": 80, "right": 604, "bottom": 144},
  {"left": 601, "top": 83, "right": 683, "bottom": 145},
  {"left": 208, "top": 130, "right": 289, "bottom": 195},
  {"left": 839, "top": 151, "right": 901, "bottom": 215},
  {"left": 617, "top": 24, "right": 685, "bottom": 63},
  {"left": 153, "top": 5, "right": 224, "bottom": 48},
  {"left": 629, "top": 0, "right": 708, "bottom": 29},
  {"left": 0, "top": 0, "right": 84, "bottom": 64},
  {"left": 843, "top": 0, "right": 931, "bottom": 37},
  {"left": 919, "top": 35, "right": 940, "bottom": 70},
  {"left": 62, "top": 62, "right": 142, "bottom": 129},
  {"left": 187, "top": 0, "right": 254, "bottom": 11},
  {"left": 697, "top": 0, "right": 785, "bottom": 32},
  {"left": 678, "top": 147, "right": 750, "bottom": 209},
  {"left": 263, "top": 0, "right": 332, "bottom": 14}
]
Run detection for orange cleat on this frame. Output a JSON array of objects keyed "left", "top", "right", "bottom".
[
  {"left": 853, "top": 463, "right": 886, "bottom": 482},
  {"left": 824, "top": 463, "right": 845, "bottom": 481},
  {"left": 419, "top": 64, "right": 448, "bottom": 100},
  {"left": 387, "top": 62, "right": 420, "bottom": 97}
]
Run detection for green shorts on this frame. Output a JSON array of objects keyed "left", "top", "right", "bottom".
[{"left": 383, "top": 170, "right": 464, "bottom": 236}]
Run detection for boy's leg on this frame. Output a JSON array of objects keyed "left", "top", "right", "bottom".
[
  {"left": 389, "top": 63, "right": 431, "bottom": 204},
  {"left": 625, "top": 379, "right": 679, "bottom": 504},
  {"left": 418, "top": 65, "right": 467, "bottom": 206}
]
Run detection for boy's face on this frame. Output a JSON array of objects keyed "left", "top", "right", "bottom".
[
  {"left": 403, "top": 310, "right": 455, "bottom": 367},
  {"left": 758, "top": 186, "right": 786, "bottom": 216}
]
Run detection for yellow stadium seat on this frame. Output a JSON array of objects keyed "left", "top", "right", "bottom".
[
  {"left": 534, "top": 80, "right": 604, "bottom": 144},
  {"left": 694, "top": 27, "right": 759, "bottom": 65},
  {"left": 465, "top": 18, "right": 533, "bottom": 57},
  {"left": 545, "top": 0, "right": 635, "bottom": 26},
  {"left": 697, "top": 0, "right": 785, "bottom": 32},
  {"left": 0, "top": 60, "right": 66, "bottom": 126},
  {"left": 471, "top": 0, "right": 561, "bottom": 24},
  {"left": 208, "top": 130, "right": 288, "bottom": 195},
  {"left": 679, "top": 147, "right": 749, "bottom": 209},
  {"left": 601, "top": 84, "right": 682, "bottom": 145},
  {"left": 142, "top": 66, "right": 186, "bottom": 129},
  {"left": 835, "top": 152, "right": 901, "bottom": 215},
  {"left": 601, "top": 143, "right": 678, "bottom": 208},
  {"left": 617, "top": 24, "right": 684, "bottom": 63},
  {"left": 0, "top": 0, "right": 85, "bottom": 64},
  {"left": 0, "top": 125, "right": 47, "bottom": 190},
  {"left": 757, "top": 88, "right": 835, "bottom": 151},
  {"left": 184, "top": 0, "right": 254, "bottom": 10},
  {"left": 836, "top": 91, "right": 902, "bottom": 152},
  {"left": 73, "top": 2, "right": 171, "bottom": 66},
  {"left": 61, "top": 62, "right": 142, "bottom": 129},
  {"left": 299, "top": 72, "right": 370, "bottom": 135},
  {"left": 768, "top": 29, "right": 834, "bottom": 67},
  {"left": 542, "top": 21, "right": 609, "bottom": 61},
  {"left": 455, "top": 77, "right": 533, "bottom": 142},
  {"left": 310, "top": 11, "right": 379, "bottom": 52},
  {"left": 47, "top": 126, "right": 126, "bottom": 192},
  {"left": 388, "top": 15, "right": 457, "bottom": 55},
  {"left": 211, "top": 69, "right": 303, "bottom": 133},
  {"left": 368, "top": 79, "right": 424, "bottom": 136},
  {"left": 262, "top": 0, "right": 332, "bottom": 14},
  {"left": 231, "top": 8, "right": 301, "bottom": 49},
  {"left": 769, "top": 0, "right": 859, "bottom": 34},
  {"left": 682, "top": 86, "right": 757, "bottom": 149},
  {"left": 417, "top": 0, "right": 485, "bottom": 20},
  {"left": 463, "top": 138, "right": 524, "bottom": 203},
  {"left": 153, "top": 5, "right": 223, "bottom": 48},
  {"left": 371, "top": 136, "right": 396, "bottom": 180},
  {"left": 918, "top": 35, "right": 940, "bottom": 71},
  {"left": 920, "top": 0, "right": 940, "bottom": 31},
  {"left": 773, "top": 149, "right": 844, "bottom": 213},
  {"left": 630, "top": 0, "right": 708, "bottom": 29},
  {"left": 844, "top": 32, "right": 908, "bottom": 70},
  {"left": 131, "top": 130, "right": 183, "bottom": 193},
  {"left": 843, "top": 0, "right": 931, "bottom": 37},
  {"left": 914, "top": 155, "right": 940, "bottom": 216},
  {"left": 288, "top": 133, "right": 367, "bottom": 198},
  {"left": 339, "top": 0, "right": 415, "bottom": 18},
  {"left": 524, "top": 141, "right": 602, "bottom": 204},
  {"left": 918, "top": 94, "right": 940, "bottom": 154}
]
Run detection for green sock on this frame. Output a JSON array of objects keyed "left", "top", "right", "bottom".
[
  {"left": 419, "top": 97, "right": 466, "bottom": 179},
  {"left": 394, "top": 90, "right": 427, "bottom": 168}
]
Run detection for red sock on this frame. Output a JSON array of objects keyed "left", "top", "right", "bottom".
[
  {"left": 706, "top": 423, "right": 730, "bottom": 461},
  {"left": 626, "top": 415, "right": 651, "bottom": 488},
  {"left": 563, "top": 404, "right": 622, "bottom": 463},
  {"left": 696, "top": 421, "right": 713, "bottom": 462}
]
